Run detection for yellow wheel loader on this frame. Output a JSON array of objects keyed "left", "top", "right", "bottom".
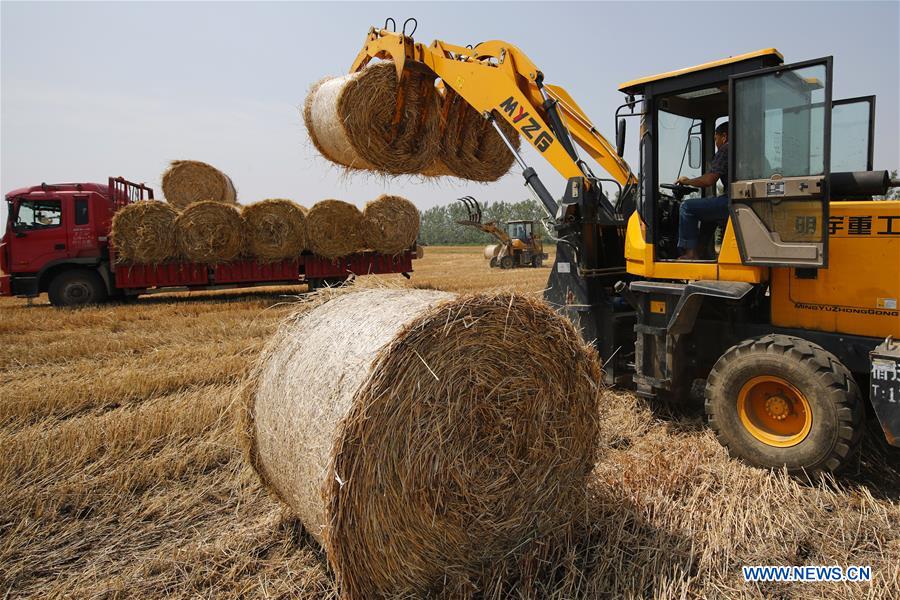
[
  {"left": 456, "top": 196, "right": 547, "bottom": 268},
  {"left": 349, "top": 23, "right": 900, "bottom": 476}
]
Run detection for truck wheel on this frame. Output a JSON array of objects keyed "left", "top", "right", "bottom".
[
  {"left": 705, "top": 334, "right": 863, "bottom": 476},
  {"left": 48, "top": 269, "right": 108, "bottom": 307},
  {"left": 531, "top": 256, "right": 543, "bottom": 268},
  {"left": 500, "top": 256, "right": 514, "bottom": 269}
]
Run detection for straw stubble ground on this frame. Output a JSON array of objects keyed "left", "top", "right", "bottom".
[{"left": 0, "top": 246, "right": 898, "bottom": 598}]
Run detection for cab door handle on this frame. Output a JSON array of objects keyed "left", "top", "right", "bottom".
[{"left": 54, "top": 243, "right": 66, "bottom": 250}]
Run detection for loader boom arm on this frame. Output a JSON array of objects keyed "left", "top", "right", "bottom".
[{"left": 350, "top": 28, "right": 637, "bottom": 214}]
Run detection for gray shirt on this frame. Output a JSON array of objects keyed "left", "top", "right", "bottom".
[{"left": 711, "top": 143, "right": 729, "bottom": 188}]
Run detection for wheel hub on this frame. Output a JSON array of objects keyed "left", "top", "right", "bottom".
[
  {"left": 737, "top": 376, "right": 812, "bottom": 448},
  {"left": 764, "top": 395, "right": 790, "bottom": 420},
  {"left": 65, "top": 283, "right": 90, "bottom": 303}
]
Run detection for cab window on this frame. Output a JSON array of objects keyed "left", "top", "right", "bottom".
[
  {"left": 75, "top": 197, "right": 90, "bottom": 225},
  {"left": 657, "top": 109, "right": 702, "bottom": 199},
  {"left": 507, "top": 223, "right": 531, "bottom": 240},
  {"left": 733, "top": 63, "right": 828, "bottom": 180},
  {"left": 14, "top": 199, "right": 62, "bottom": 229},
  {"left": 831, "top": 97, "right": 874, "bottom": 172}
]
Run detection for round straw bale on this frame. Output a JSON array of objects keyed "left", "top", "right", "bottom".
[
  {"left": 361, "top": 194, "right": 419, "bottom": 254},
  {"left": 109, "top": 201, "right": 179, "bottom": 264},
  {"left": 242, "top": 288, "right": 602, "bottom": 598},
  {"left": 175, "top": 201, "right": 244, "bottom": 263},
  {"left": 161, "top": 160, "right": 237, "bottom": 209},
  {"left": 484, "top": 243, "right": 500, "bottom": 260},
  {"left": 305, "top": 199, "right": 365, "bottom": 259},
  {"left": 303, "top": 62, "right": 441, "bottom": 175},
  {"left": 242, "top": 199, "right": 308, "bottom": 260},
  {"left": 438, "top": 91, "right": 521, "bottom": 182}
]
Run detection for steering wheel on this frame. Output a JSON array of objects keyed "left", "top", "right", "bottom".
[{"left": 660, "top": 183, "right": 700, "bottom": 199}]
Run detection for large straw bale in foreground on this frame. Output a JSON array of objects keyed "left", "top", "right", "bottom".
[
  {"left": 241, "top": 199, "right": 307, "bottom": 260},
  {"left": 305, "top": 199, "right": 365, "bottom": 259},
  {"left": 161, "top": 160, "right": 237, "bottom": 209},
  {"left": 361, "top": 194, "right": 419, "bottom": 254},
  {"left": 241, "top": 288, "right": 602, "bottom": 598},
  {"left": 110, "top": 201, "right": 179, "bottom": 264},
  {"left": 303, "top": 62, "right": 441, "bottom": 175},
  {"left": 436, "top": 91, "right": 521, "bottom": 182},
  {"left": 175, "top": 201, "right": 244, "bottom": 263}
]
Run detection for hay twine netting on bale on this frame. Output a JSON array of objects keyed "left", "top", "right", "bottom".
[
  {"left": 175, "top": 201, "right": 244, "bottom": 264},
  {"left": 305, "top": 199, "right": 365, "bottom": 259},
  {"left": 303, "top": 62, "right": 442, "bottom": 175},
  {"left": 241, "top": 199, "right": 308, "bottom": 261},
  {"left": 161, "top": 160, "right": 237, "bottom": 209},
  {"left": 362, "top": 194, "right": 419, "bottom": 255},
  {"left": 434, "top": 90, "right": 521, "bottom": 182},
  {"left": 240, "top": 288, "right": 602, "bottom": 598},
  {"left": 109, "top": 200, "right": 179, "bottom": 264}
]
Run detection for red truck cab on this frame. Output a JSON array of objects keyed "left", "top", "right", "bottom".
[
  {"left": 2, "top": 179, "right": 138, "bottom": 304},
  {"left": 2, "top": 177, "right": 417, "bottom": 306}
]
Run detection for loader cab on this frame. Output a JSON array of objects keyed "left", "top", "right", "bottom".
[
  {"left": 620, "top": 49, "right": 881, "bottom": 275},
  {"left": 620, "top": 49, "right": 785, "bottom": 265},
  {"left": 506, "top": 220, "right": 534, "bottom": 242}
]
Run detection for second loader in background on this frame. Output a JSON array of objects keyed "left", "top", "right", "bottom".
[{"left": 456, "top": 196, "right": 547, "bottom": 268}]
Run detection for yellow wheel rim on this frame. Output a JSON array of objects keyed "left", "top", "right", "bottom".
[{"left": 737, "top": 376, "right": 812, "bottom": 447}]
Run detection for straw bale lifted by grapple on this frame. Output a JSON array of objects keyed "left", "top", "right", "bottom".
[
  {"left": 241, "top": 199, "right": 308, "bottom": 261},
  {"left": 304, "top": 62, "right": 442, "bottom": 175},
  {"left": 241, "top": 288, "right": 602, "bottom": 598},
  {"left": 162, "top": 160, "right": 237, "bottom": 209},
  {"left": 110, "top": 200, "right": 179, "bottom": 264},
  {"left": 433, "top": 90, "right": 521, "bottom": 182}
]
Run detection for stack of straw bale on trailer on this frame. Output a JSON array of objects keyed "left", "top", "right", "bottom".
[
  {"left": 240, "top": 288, "right": 602, "bottom": 598},
  {"left": 109, "top": 201, "right": 180, "bottom": 264},
  {"left": 161, "top": 160, "right": 238, "bottom": 209},
  {"left": 241, "top": 199, "right": 308, "bottom": 261},
  {"left": 111, "top": 160, "right": 420, "bottom": 264},
  {"left": 304, "top": 62, "right": 521, "bottom": 182}
]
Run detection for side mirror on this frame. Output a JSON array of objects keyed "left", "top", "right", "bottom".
[
  {"left": 616, "top": 119, "right": 626, "bottom": 157},
  {"left": 688, "top": 135, "right": 702, "bottom": 169}
]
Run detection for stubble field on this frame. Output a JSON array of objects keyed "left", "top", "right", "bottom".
[{"left": 0, "top": 246, "right": 898, "bottom": 599}]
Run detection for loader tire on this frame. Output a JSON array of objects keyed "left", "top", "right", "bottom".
[
  {"left": 489, "top": 257, "right": 498, "bottom": 269},
  {"left": 48, "top": 269, "right": 107, "bottom": 307},
  {"left": 499, "top": 256, "right": 514, "bottom": 269},
  {"left": 705, "top": 334, "right": 863, "bottom": 476},
  {"left": 531, "top": 256, "right": 543, "bottom": 268}
]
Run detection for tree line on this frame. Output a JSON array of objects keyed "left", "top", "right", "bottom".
[
  {"left": 418, "top": 170, "right": 899, "bottom": 245},
  {"left": 418, "top": 198, "right": 548, "bottom": 245}
]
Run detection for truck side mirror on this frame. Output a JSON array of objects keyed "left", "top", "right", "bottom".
[
  {"left": 616, "top": 119, "right": 626, "bottom": 157},
  {"left": 688, "top": 135, "right": 702, "bottom": 169}
]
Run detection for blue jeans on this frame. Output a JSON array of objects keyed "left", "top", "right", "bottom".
[{"left": 678, "top": 194, "right": 729, "bottom": 250}]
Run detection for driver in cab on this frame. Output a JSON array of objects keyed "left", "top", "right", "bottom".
[{"left": 675, "top": 121, "right": 729, "bottom": 260}]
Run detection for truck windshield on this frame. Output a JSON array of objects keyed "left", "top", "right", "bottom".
[{"left": 14, "top": 199, "right": 62, "bottom": 229}]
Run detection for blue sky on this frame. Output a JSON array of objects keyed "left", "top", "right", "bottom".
[{"left": 2, "top": 1, "right": 898, "bottom": 228}]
